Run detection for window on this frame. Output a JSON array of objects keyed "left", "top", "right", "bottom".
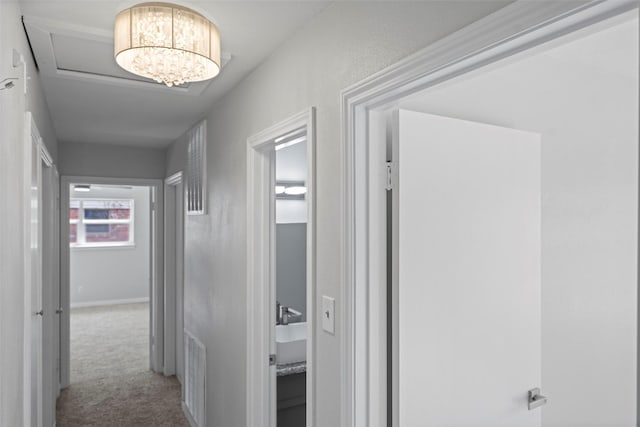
[{"left": 70, "top": 199, "right": 134, "bottom": 247}]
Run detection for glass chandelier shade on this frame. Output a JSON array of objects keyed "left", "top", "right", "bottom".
[{"left": 114, "top": 2, "right": 220, "bottom": 87}]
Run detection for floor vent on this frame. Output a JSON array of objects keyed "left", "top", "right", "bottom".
[{"left": 184, "top": 330, "right": 206, "bottom": 427}]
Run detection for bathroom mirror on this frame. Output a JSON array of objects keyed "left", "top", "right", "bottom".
[{"left": 275, "top": 137, "right": 307, "bottom": 324}]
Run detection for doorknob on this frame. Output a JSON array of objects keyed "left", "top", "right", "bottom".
[
  {"left": 56, "top": 308, "right": 64, "bottom": 314},
  {"left": 528, "top": 388, "right": 548, "bottom": 410},
  {"left": 35, "top": 310, "right": 43, "bottom": 316}
]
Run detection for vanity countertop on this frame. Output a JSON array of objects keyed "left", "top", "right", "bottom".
[{"left": 276, "top": 361, "right": 306, "bottom": 377}]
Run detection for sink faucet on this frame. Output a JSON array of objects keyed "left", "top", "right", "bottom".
[{"left": 277, "top": 302, "right": 302, "bottom": 325}]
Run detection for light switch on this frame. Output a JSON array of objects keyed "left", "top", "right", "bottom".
[{"left": 322, "top": 296, "right": 335, "bottom": 334}]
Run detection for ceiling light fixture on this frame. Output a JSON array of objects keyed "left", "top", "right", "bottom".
[{"left": 114, "top": 2, "right": 221, "bottom": 87}]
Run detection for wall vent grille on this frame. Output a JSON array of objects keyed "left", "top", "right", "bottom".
[
  {"left": 187, "top": 120, "right": 206, "bottom": 214},
  {"left": 184, "top": 330, "right": 206, "bottom": 426}
]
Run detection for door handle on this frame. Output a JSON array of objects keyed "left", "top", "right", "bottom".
[
  {"left": 35, "top": 310, "right": 43, "bottom": 316},
  {"left": 528, "top": 388, "right": 548, "bottom": 410},
  {"left": 56, "top": 308, "right": 64, "bottom": 314}
]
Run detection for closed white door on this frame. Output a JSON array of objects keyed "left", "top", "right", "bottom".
[
  {"left": 392, "top": 110, "right": 542, "bottom": 426},
  {"left": 28, "top": 120, "right": 43, "bottom": 427},
  {"left": 41, "top": 164, "right": 59, "bottom": 427},
  {"left": 174, "top": 181, "right": 185, "bottom": 383}
]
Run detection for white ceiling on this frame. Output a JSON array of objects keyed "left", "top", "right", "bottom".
[{"left": 20, "top": 0, "right": 330, "bottom": 148}]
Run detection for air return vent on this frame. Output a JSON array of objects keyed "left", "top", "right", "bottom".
[
  {"left": 187, "top": 121, "right": 207, "bottom": 214},
  {"left": 184, "top": 330, "right": 206, "bottom": 426}
]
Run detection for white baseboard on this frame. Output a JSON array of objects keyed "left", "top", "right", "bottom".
[
  {"left": 70, "top": 297, "right": 150, "bottom": 309},
  {"left": 182, "top": 401, "right": 198, "bottom": 427}
]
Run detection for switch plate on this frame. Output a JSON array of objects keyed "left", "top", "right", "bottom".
[{"left": 322, "top": 296, "right": 335, "bottom": 334}]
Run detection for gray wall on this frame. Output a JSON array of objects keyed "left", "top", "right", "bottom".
[
  {"left": 70, "top": 186, "right": 150, "bottom": 307},
  {"left": 399, "top": 17, "right": 638, "bottom": 425},
  {"left": 164, "top": 2, "right": 509, "bottom": 425},
  {"left": 276, "top": 224, "right": 307, "bottom": 322},
  {"left": 59, "top": 141, "right": 166, "bottom": 179},
  {"left": 0, "top": 2, "right": 59, "bottom": 425}
]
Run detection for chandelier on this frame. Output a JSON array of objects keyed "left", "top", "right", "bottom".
[{"left": 114, "top": 2, "right": 221, "bottom": 87}]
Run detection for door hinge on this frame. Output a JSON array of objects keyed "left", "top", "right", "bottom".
[
  {"left": 385, "top": 161, "right": 393, "bottom": 191},
  {"left": 269, "top": 354, "right": 276, "bottom": 366}
]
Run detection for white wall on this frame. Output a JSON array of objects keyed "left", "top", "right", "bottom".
[
  {"left": 69, "top": 186, "right": 150, "bottom": 307},
  {"left": 164, "top": 2, "right": 510, "bottom": 425},
  {"left": 276, "top": 200, "right": 307, "bottom": 224},
  {"left": 398, "top": 16, "right": 638, "bottom": 426},
  {"left": 0, "top": 2, "right": 58, "bottom": 425},
  {"left": 59, "top": 141, "right": 166, "bottom": 179}
]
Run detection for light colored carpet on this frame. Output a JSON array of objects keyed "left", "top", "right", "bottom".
[{"left": 56, "top": 303, "right": 189, "bottom": 427}]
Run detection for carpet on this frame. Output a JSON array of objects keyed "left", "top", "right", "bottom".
[{"left": 56, "top": 303, "right": 189, "bottom": 427}]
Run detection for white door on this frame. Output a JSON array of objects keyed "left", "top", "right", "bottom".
[
  {"left": 41, "top": 163, "right": 59, "bottom": 427},
  {"left": 27, "top": 116, "right": 43, "bottom": 427},
  {"left": 392, "top": 110, "right": 542, "bottom": 426},
  {"left": 51, "top": 169, "right": 61, "bottom": 398},
  {"left": 175, "top": 181, "right": 185, "bottom": 383},
  {"left": 163, "top": 177, "right": 185, "bottom": 380}
]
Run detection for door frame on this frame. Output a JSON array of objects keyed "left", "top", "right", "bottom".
[
  {"left": 163, "top": 171, "right": 184, "bottom": 380},
  {"left": 59, "top": 175, "right": 164, "bottom": 387},
  {"left": 246, "top": 107, "right": 316, "bottom": 427},
  {"left": 339, "top": 1, "right": 639, "bottom": 426}
]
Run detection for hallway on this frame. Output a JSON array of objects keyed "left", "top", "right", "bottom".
[
  {"left": 56, "top": 303, "right": 188, "bottom": 426},
  {"left": 1, "top": 1, "right": 638, "bottom": 426}
]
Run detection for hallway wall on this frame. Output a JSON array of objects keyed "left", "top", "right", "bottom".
[
  {"left": 0, "top": 2, "right": 59, "bottom": 425},
  {"left": 59, "top": 142, "right": 166, "bottom": 179},
  {"left": 165, "top": 2, "right": 512, "bottom": 425}
]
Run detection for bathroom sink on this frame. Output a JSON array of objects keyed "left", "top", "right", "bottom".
[{"left": 276, "top": 322, "right": 306, "bottom": 364}]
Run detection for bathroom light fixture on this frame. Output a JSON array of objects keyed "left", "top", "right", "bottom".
[
  {"left": 114, "top": 2, "right": 221, "bottom": 87},
  {"left": 275, "top": 181, "right": 306, "bottom": 199},
  {"left": 284, "top": 186, "right": 306, "bottom": 196},
  {"left": 74, "top": 185, "right": 91, "bottom": 192}
]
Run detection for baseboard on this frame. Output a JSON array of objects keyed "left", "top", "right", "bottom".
[
  {"left": 182, "top": 401, "right": 198, "bottom": 427},
  {"left": 70, "top": 297, "right": 150, "bottom": 309}
]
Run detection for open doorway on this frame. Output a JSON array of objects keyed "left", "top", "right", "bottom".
[
  {"left": 56, "top": 176, "right": 190, "bottom": 425},
  {"left": 247, "top": 108, "right": 316, "bottom": 427},
  {"left": 275, "top": 134, "right": 308, "bottom": 426},
  {"left": 342, "top": 3, "right": 638, "bottom": 425},
  {"left": 387, "top": 14, "right": 638, "bottom": 426},
  {"left": 66, "top": 183, "right": 151, "bottom": 384}
]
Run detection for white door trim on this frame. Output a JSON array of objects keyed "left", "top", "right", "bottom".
[
  {"left": 164, "top": 171, "right": 184, "bottom": 378},
  {"left": 59, "top": 176, "right": 164, "bottom": 387},
  {"left": 246, "top": 107, "right": 316, "bottom": 427},
  {"left": 339, "top": 1, "right": 639, "bottom": 426}
]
